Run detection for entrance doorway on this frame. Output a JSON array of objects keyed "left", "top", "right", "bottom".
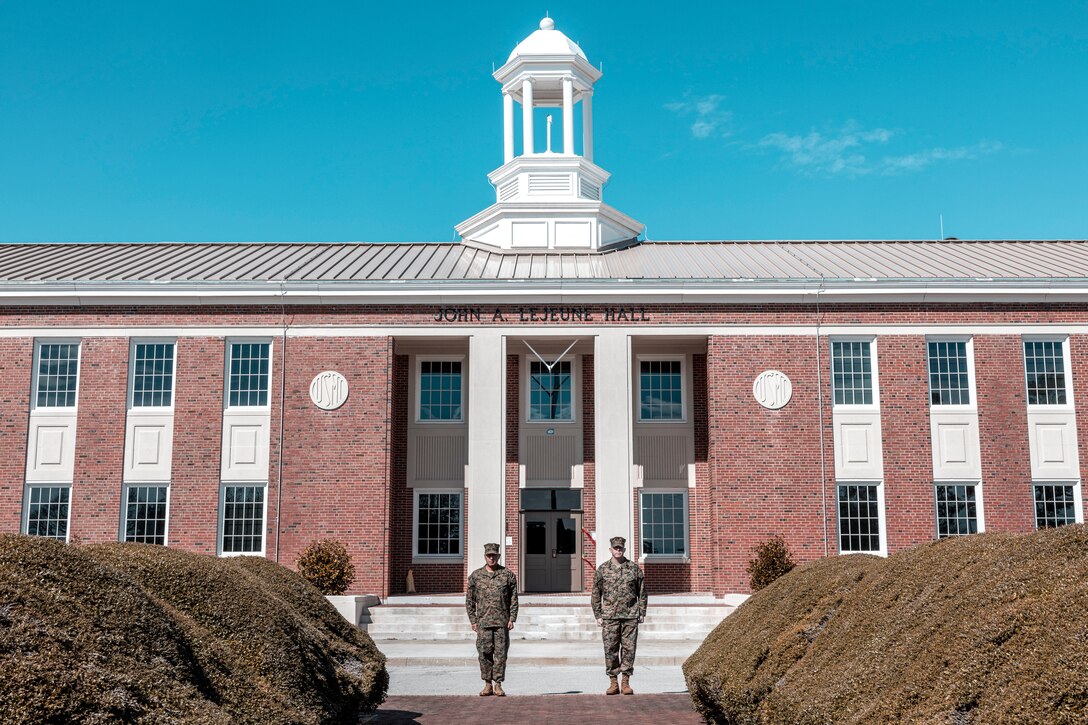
[{"left": 520, "top": 489, "right": 583, "bottom": 592}]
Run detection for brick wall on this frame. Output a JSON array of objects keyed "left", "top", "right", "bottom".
[
  {"left": 0, "top": 338, "right": 32, "bottom": 531},
  {"left": 504, "top": 354, "right": 520, "bottom": 580},
  {"left": 581, "top": 353, "right": 596, "bottom": 591},
  {"left": 1072, "top": 335, "right": 1088, "bottom": 516}
]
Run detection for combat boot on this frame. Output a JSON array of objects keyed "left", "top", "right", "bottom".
[
  {"left": 621, "top": 674, "right": 634, "bottom": 695},
  {"left": 479, "top": 681, "right": 493, "bottom": 696},
  {"left": 493, "top": 682, "right": 505, "bottom": 697},
  {"left": 605, "top": 676, "right": 619, "bottom": 695}
]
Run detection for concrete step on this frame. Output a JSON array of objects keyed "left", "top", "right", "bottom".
[{"left": 377, "top": 638, "right": 702, "bottom": 666}]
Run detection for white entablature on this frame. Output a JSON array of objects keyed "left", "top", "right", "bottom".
[{"left": 455, "top": 17, "right": 644, "bottom": 252}]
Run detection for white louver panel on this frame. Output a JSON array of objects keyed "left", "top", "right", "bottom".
[
  {"left": 498, "top": 180, "right": 519, "bottom": 201},
  {"left": 579, "top": 180, "right": 601, "bottom": 201},
  {"left": 527, "top": 174, "right": 572, "bottom": 195}
]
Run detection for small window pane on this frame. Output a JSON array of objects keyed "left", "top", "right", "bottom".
[
  {"left": 132, "top": 343, "right": 176, "bottom": 407},
  {"left": 419, "top": 360, "right": 463, "bottom": 420},
  {"left": 529, "top": 360, "right": 572, "bottom": 421},
  {"left": 640, "top": 360, "right": 684, "bottom": 420},
  {"left": 928, "top": 341, "right": 971, "bottom": 405},
  {"left": 222, "top": 485, "right": 265, "bottom": 553},
  {"left": 26, "top": 486, "right": 70, "bottom": 540},
  {"left": 228, "top": 343, "right": 270, "bottom": 407},
  {"left": 641, "top": 492, "right": 687, "bottom": 556},
  {"left": 1024, "top": 341, "right": 1067, "bottom": 405},
  {"left": 935, "top": 483, "right": 978, "bottom": 537},
  {"left": 831, "top": 341, "right": 873, "bottom": 406},
  {"left": 36, "top": 343, "right": 80, "bottom": 408},
  {"left": 124, "top": 485, "right": 169, "bottom": 544},
  {"left": 416, "top": 492, "right": 462, "bottom": 556},
  {"left": 838, "top": 484, "right": 881, "bottom": 552},
  {"left": 1034, "top": 484, "right": 1077, "bottom": 528}
]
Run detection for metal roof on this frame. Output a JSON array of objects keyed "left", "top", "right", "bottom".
[{"left": 0, "top": 240, "right": 1086, "bottom": 284}]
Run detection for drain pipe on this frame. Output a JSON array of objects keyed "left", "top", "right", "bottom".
[
  {"left": 274, "top": 281, "right": 288, "bottom": 563},
  {"left": 814, "top": 287, "right": 829, "bottom": 557}
]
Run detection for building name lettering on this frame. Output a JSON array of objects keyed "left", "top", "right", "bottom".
[{"left": 432, "top": 306, "right": 651, "bottom": 323}]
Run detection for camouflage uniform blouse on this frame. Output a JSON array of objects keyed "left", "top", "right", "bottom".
[
  {"left": 466, "top": 566, "right": 519, "bottom": 628},
  {"left": 592, "top": 558, "right": 647, "bottom": 621}
]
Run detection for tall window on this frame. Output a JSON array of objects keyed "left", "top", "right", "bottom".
[
  {"left": 529, "top": 360, "right": 572, "bottom": 421},
  {"left": 418, "top": 359, "right": 463, "bottom": 421},
  {"left": 35, "top": 342, "right": 80, "bottom": 408},
  {"left": 220, "top": 484, "right": 266, "bottom": 554},
  {"left": 123, "top": 485, "right": 169, "bottom": 544},
  {"left": 132, "top": 342, "right": 176, "bottom": 408},
  {"left": 837, "top": 483, "right": 882, "bottom": 553},
  {"left": 639, "top": 359, "right": 684, "bottom": 421},
  {"left": 228, "top": 342, "right": 271, "bottom": 407},
  {"left": 640, "top": 490, "right": 688, "bottom": 557},
  {"left": 831, "top": 341, "right": 874, "bottom": 406},
  {"left": 414, "top": 491, "right": 462, "bottom": 556},
  {"left": 934, "top": 483, "right": 978, "bottom": 537},
  {"left": 927, "top": 341, "right": 971, "bottom": 406},
  {"left": 1024, "top": 340, "right": 1068, "bottom": 405},
  {"left": 25, "top": 485, "right": 70, "bottom": 541},
  {"left": 1034, "top": 484, "right": 1077, "bottom": 528}
]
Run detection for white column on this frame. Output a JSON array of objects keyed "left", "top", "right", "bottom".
[
  {"left": 522, "top": 79, "right": 534, "bottom": 155},
  {"left": 503, "top": 92, "right": 514, "bottom": 163},
  {"left": 582, "top": 91, "right": 593, "bottom": 162},
  {"left": 467, "top": 332, "right": 507, "bottom": 573},
  {"left": 562, "top": 77, "right": 574, "bottom": 155},
  {"left": 594, "top": 332, "right": 633, "bottom": 565}
]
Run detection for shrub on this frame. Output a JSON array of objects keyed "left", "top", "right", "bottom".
[
  {"left": 746, "top": 535, "right": 796, "bottom": 591},
  {"left": 297, "top": 539, "right": 356, "bottom": 595}
]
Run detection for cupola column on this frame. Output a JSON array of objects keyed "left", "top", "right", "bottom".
[
  {"left": 522, "top": 79, "right": 535, "bottom": 155},
  {"left": 503, "top": 92, "right": 515, "bottom": 163},
  {"left": 582, "top": 91, "right": 593, "bottom": 162},
  {"left": 562, "top": 77, "right": 574, "bottom": 155}
]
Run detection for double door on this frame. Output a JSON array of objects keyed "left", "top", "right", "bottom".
[{"left": 523, "top": 511, "right": 581, "bottom": 592}]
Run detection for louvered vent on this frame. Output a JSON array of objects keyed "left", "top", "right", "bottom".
[
  {"left": 498, "top": 180, "right": 519, "bottom": 201},
  {"left": 580, "top": 180, "right": 601, "bottom": 201},
  {"left": 527, "top": 174, "right": 571, "bottom": 195}
]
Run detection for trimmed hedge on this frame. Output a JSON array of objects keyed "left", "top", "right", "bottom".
[
  {"left": 684, "top": 526, "right": 1088, "bottom": 724},
  {"left": 0, "top": 536, "right": 387, "bottom": 724}
]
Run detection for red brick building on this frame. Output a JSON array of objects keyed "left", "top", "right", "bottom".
[{"left": 3, "top": 19, "right": 1085, "bottom": 599}]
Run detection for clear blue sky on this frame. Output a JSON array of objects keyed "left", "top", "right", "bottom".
[{"left": 2, "top": 1, "right": 1085, "bottom": 242}]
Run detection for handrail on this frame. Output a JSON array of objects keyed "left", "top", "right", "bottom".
[{"left": 581, "top": 528, "right": 596, "bottom": 568}]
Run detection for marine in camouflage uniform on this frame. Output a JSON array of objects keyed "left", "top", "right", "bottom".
[
  {"left": 465, "top": 542, "right": 519, "bottom": 696},
  {"left": 592, "top": 536, "right": 647, "bottom": 695}
]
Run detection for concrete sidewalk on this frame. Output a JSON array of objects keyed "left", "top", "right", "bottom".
[{"left": 379, "top": 638, "right": 701, "bottom": 666}]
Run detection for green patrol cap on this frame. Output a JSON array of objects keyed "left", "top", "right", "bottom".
[
  {"left": 483, "top": 543, "right": 501, "bottom": 555},
  {"left": 609, "top": 536, "right": 626, "bottom": 549}
]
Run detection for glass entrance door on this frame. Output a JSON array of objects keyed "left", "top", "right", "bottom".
[{"left": 523, "top": 511, "right": 582, "bottom": 592}]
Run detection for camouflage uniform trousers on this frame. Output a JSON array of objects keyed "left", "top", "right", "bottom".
[
  {"left": 475, "top": 626, "right": 511, "bottom": 682},
  {"left": 601, "top": 618, "right": 639, "bottom": 676}
]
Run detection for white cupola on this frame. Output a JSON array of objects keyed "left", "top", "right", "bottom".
[{"left": 455, "top": 17, "right": 644, "bottom": 251}]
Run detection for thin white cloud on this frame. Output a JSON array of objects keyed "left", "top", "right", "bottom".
[
  {"left": 758, "top": 122, "right": 1002, "bottom": 176},
  {"left": 665, "top": 94, "right": 732, "bottom": 139}
]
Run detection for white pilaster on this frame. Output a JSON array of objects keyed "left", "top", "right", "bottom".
[
  {"left": 582, "top": 92, "right": 593, "bottom": 162},
  {"left": 594, "top": 331, "right": 634, "bottom": 564},
  {"left": 503, "top": 92, "right": 514, "bottom": 163},
  {"left": 562, "top": 77, "right": 574, "bottom": 155},
  {"left": 522, "top": 79, "right": 534, "bottom": 156},
  {"left": 466, "top": 332, "right": 507, "bottom": 572}
]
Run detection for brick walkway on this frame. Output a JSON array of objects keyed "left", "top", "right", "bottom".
[{"left": 364, "top": 694, "right": 705, "bottom": 724}]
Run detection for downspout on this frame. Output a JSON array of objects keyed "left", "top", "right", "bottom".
[
  {"left": 815, "top": 287, "right": 829, "bottom": 557},
  {"left": 274, "top": 281, "right": 288, "bottom": 562}
]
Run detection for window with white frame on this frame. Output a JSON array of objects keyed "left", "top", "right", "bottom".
[
  {"left": 934, "top": 483, "right": 979, "bottom": 537},
  {"left": 227, "top": 342, "right": 271, "bottom": 407},
  {"left": 220, "top": 484, "right": 266, "bottom": 554},
  {"left": 831, "top": 340, "right": 874, "bottom": 406},
  {"left": 418, "top": 359, "right": 463, "bottom": 421},
  {"left": 35, "top": 342, "right": 81, "bottom": 408},
  {"left": 529, "top": 359, "right": 572, "bottom": 421},
  {"left": 837, "top": 483, "right": 882, "bottom": 553},
  {"left": 123, "top": 485, "right": 169, "bottom": 544},
  {"left": 25, "top": 485, "right": 71, "bottom": 541},
  {"left": 927, "top": 341, "right": 972, "bottom": 406},
  {"left": 638, "top": 359, "right": 685, "bottom": 421},
  {"left": 1024, "top": 339, "right": 1068, "bottom": 405},
  {"left": 1033, "top": 483, "right": 1078, "bottom": 528},
  {"left": 414, "top": 490, "right": 462, "bottom": 556},
  {"left": 640, "top": 490, "right": 688, "bottom": 557},
  {"left": 132, "top": 342, "right": 176, "bottom": 408}
]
